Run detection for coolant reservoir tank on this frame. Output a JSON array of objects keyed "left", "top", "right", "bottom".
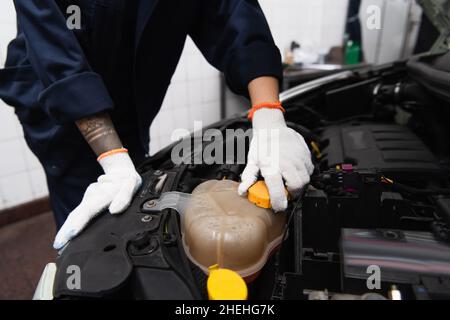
[{"left": 182, "top": 180, "right": 286, "bottom": 280}]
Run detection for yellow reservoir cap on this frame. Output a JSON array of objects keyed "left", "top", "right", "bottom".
[
  {"left": 207, "top": 265, "right": 248, "bottom": 300},
  {"left": 248, "top": 181, "right": 289, "bottom": 209}
]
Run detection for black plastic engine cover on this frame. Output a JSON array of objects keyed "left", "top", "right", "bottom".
[
  {"left": 321, "top": 123, "right": 443, "bottom": 180},
  {"left": 52, "top": 169, "right": 203, "bottom": 300}
]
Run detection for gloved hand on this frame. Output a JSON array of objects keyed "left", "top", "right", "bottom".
[
  {"left": 53, "top": 151, "right": 142, "bottom": 249},
  {"left": 238, "top": 108, "right": 314, "bottom": 211}
]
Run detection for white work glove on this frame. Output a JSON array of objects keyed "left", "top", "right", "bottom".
[
  {"left": 53, "top": 151, "right": 142, "bottom": 249},
  {"left": 238, "top": 108, "right": 314, "bottom": 212}
]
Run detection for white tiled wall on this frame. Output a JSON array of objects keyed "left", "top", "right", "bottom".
[
  {"left": 0, "top": 0, "right": 349, "bottom": 210},
  {"left": 0, "top": 105, "right": 49, "bottom": 210},
  {"left": 260, "top": 0, "right": 349, "bottom": 56}
]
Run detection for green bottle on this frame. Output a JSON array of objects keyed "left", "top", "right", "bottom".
[{"left": 345, "top": 40, "right": 361, "bottom": 65}]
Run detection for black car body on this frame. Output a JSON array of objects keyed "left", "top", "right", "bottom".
[{"left": 34, "top": 1, "right": 450, "bottom": 300}]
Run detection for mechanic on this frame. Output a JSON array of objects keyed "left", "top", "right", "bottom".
[{"left": 0, "top": 0, "right": 313, "bottom": 249}]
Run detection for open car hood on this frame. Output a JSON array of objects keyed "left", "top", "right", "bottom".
[{"left": 417, "top": 0, "right": 450, "bottom": 53}]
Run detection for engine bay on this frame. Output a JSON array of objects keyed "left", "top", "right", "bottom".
[{"left": 50, "top": 56, "right": 450, "bottom": 300}]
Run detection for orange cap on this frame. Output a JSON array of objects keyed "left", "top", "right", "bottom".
[{"left": 248, "top": 181, "right": 289, "bottom": 209}]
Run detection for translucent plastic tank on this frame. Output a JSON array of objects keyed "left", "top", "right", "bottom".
[{"left": 182, "top": 180, "right": 287, "bottom": 280}]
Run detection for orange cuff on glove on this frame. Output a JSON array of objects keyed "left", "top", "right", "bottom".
[
  {"left": 247, "top": 101, "right": 286, "bottom": 120},
  {"left": 97, "top": 148, "right": 128, "bottom": 162}
]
